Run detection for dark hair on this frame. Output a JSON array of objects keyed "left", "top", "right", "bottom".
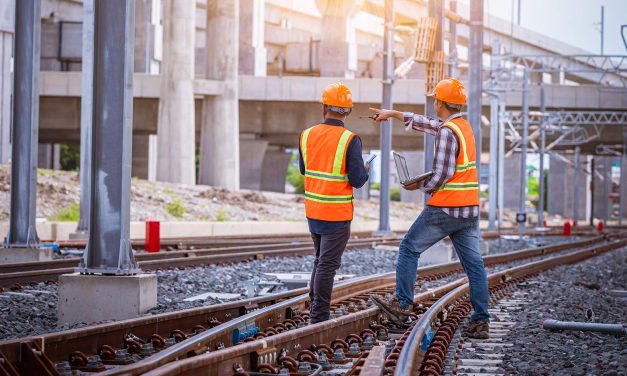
[
  {"left": 323, "top": 105, "right": 351, "bottom": 117},
  {"left": 437, "top": 99, "right": 462, "bottom": 113}
]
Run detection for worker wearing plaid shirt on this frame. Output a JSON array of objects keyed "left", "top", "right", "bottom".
[{"left": 369, "top": 78, "right": 491, "bottom": 340}]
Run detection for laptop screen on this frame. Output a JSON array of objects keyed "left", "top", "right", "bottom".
[{"left": 393, "top": 152, "right": 410, "bottom": 183}]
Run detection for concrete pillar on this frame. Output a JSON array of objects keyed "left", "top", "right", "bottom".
[
  {"left": 156, "top": 0, "right": 196, "bottom": 185},
  {"left": 503, "top": 153, "right": 522, "bottom": 210},
  {"left": 132, "top": 134, "right": 149, "bottom": 179},
  {"left": 315, "top": 0, "right": 360, "bottom": 78},
  {"left": 0, "top": 31, "right": 11, "bottom": 164},
  {"left": 240, "top": 137, "right": 268, "bottom": 190},
  {"left": 200, "top": 0, "right": 240, "bottom": 189},
  {"left": 239, "top": 0, "right": 266, "bottom": 76},
  {"left": 547, "top": 155, "right": 587, "bottom": 221},
  {"left": 37, "top": 143, "right": 60, "bottom": 170},
  {"left": 400, "top": 151, "right": 424, "bottom": 203},
  {"left": 134, "top": 0, "right": 160, "bottom": 73},
  {"left": 592, "top": 156, "right": 611, "bottom": 221},
  {"left": 260, "top": 146, "right": 291, "bottom": 193}
]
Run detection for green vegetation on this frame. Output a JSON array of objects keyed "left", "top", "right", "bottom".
[
  {"left": 390, "top": 187, "right": 401, "bottom": 201},
  {"left": 215, "top": 208, "right": 229, "bottom": 222},
  {"left": 165, "top": 197, "right": 186, "bottom": 219},
  {"left": 370, "top": 182, "right": 380, "bottom": 190},
  {"left": 286, "top": 153, "right": 304, "bottom": 194},
  {"left": 60, "top": 144, "right": 80, "bottom": 171},
  {"left": 50, "top": 202, "right": 80, "bottom": 222}
]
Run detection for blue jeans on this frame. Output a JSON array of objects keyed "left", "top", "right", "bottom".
[{"left": 395, "top": 206, "right": 490, "bottom": 322}]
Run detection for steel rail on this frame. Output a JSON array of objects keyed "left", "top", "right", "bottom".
[
  {"left": 0, "top": 237, "right": 401, "bottom": 288},
  {"left": 393, "top": 238, "right": 627, "bottom": 376},
  {"left": 96, "top": 236, "right": 608, "bottom": 375}
]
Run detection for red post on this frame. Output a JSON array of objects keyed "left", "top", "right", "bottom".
[
  {"left": 573, "top": 220, "right": 577, "bottom": 227},
  {"left": 597, "top": 220, "right": 604, "bottom": 234},
  {"left": 563, "top": 221, "right": 571, "bottom": 236},
  {"left": 145, "top": 221, "right": 160, "bottom": 253},
  {"left": 543, "top": 220, "right": 547, "bottom": 227}
]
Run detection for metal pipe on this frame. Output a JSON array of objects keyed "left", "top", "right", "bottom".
[
  {"left": 537, "top": 86, "right": 545, "bottom": 228},
  {"left": 573, "top": 146, "right": 581, "bottom": 223},
  {"left": 377, "top": 0, "right": 393, "bottom": 235},
  {"left": 497, "top": 101, "right": 505, "bottom": 226},
  {"left": 518, "top": 69, "right": 529, "bottom": 237},
  {"left": 447, "top": 0, "right": 458, "bottom": 78},
  {"left": 6, "top": 0, "right": 41, "bottom": 247},
  {"left": 468, "top": 0, "right": 483, "bottom": 188},
  {"left": 77, "top": 0, "right": 138, "bottom": 274},
  {"left": 423, "top": 0, "right": 442, "bottom": 207},
  {"left": 543, "top": 319, "right": 625, "bottom": 336},
  {"left": 590, "top": 157, "right": 595, "bottom": 227},
  {"left": 76, "top": 0, "right": 94, "bottom": 235},
  {"left": 487, "top": 40, "right": 500, "bottom": 230},
  {"left": 603, "top": 156, "right": 611, "bottom": 221}
]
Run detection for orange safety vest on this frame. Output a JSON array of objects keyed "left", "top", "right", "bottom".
[
  {"left": 300, "top": 124, "right": 356, "bottom": 221},
  {"left": 428, "top": 117, "right": 480, "bottom": 207}
]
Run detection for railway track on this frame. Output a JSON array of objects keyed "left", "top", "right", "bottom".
[
  {"left": 0, "top": 236, "right": 401, "bottom": 289},
  {"left": 0, "top": 227, "right": 613, "bottom": 289},
  {"left": 0, "top": 236, "right": 615, "bottom": 375},
  {"left": 135, "top": 236, "right": 626, "bottom": 376}
]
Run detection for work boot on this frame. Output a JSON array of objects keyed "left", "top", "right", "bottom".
[
  {"left": 372, "top": 295, "right": 411, "bottom": 325},
  {"left": 466, "top": 319, "right": 490, "bottom": 339}
]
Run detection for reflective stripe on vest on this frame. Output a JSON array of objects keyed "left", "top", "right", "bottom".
[
  {"left": 301, "top": 127, "right": 352, "bottom": 182},
  {"left": 428, "top": 117, "right": 480, "bottom": 208},
  {"left": 437, "top": 121, "right": 477, "bottom": 192},
  {"left": 300, "top": 124, "right": 356, "bottom": 221}
]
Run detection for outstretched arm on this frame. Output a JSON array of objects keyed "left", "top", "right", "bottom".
[{"left": 368, "top": 108, "right": 441, "bottom": 135}]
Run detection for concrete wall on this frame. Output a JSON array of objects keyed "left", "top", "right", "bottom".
[
  {"left": 260, "top": 147, "right": 290, "bottom": 192},
  {"left": 547, "top": 155, "right": 587, "bottom": 221},
  {"left": 503, "top": 153, "right": 522, "bottom": 210},
  {"left": 592, "top": 156, "right": 612, "bottom": 221}
]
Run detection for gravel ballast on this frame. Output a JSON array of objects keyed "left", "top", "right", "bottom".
[
  {"left": 500, "top": 248, "right": 626, "bottom": 375},
  {"left": 0, "top": 236, "right": 597, "bottom": 341}
]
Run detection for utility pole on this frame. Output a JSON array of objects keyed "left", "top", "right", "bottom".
[
  {"left": 468, "top": 0, "right": 483, "bottom": 213},
  {"left": 573, "top": 146, "right": 581, "bottom": 225},
  {"left": 488, "top": 40, "right": 500, "bottom": 230},
  {"left": 6, "top": 0, "right": 41, "bottom": 248},
  {"left": 518, "top": 69, "right": 529, "bottom": 238},
  {"left": 75, "top": 0, "right": 94, "bottom": 238},
  {"left": 600, "top": 6, "right": 604, "bottom": 55},
  {"left": 423, "top": 0, "right": 443, "bottom": 206},
  {"left": 377, "top": 0, "right": 394, "bottom": 235},
  {"left": 537, "top": 86, "right": 545, "bottom": 228}
]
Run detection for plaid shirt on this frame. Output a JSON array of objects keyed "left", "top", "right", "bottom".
[{"left": 403, "top": 112, "right": 479, "bottom": 219}]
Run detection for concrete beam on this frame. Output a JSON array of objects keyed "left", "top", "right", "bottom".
[{"left": 39, "top": 72, "right": 223, "bottom": 98}]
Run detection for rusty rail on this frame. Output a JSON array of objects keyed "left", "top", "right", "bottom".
[
  {"left": 392, "top": 238, "right": 627, "bottom": 376},
  {"left": 95, "top": 236, "right": 607, "bottom": 375}
]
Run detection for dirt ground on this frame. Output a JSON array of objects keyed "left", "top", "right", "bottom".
[{"left": 0, "top": 166, "right": 422, "bottom": 223}]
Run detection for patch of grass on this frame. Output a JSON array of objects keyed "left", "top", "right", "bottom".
[
  {"left": 286, "top": 153, "right": 304, "bottom": 194},
  {"left": 165, "top": 197, "right": 186, "bottom": 219},
  {"left": 215, "top": 208, "right": 229, "bottom": 222},
  {"left": 370, "top": 182, "right": 380, "bottom": 190},
  {"left": 390, "top": 187, "right": 401, "bottom": 202},
  {"left": 50, "top": 202, "right": 80, "bottom": 222},
  {"left": 163, "top": 187, "right": 175, "bottom": 196}
]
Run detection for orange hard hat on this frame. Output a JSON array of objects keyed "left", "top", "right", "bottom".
[
  {"left": 429, "top": 78, "right": 467, "bottom": 105},
  {"left": 321, "top": 82, "right": 353, "bottom": 108}
]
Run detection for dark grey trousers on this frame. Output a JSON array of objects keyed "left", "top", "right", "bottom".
[{"left": 308, "top": 225, "right": 351, "bottom": 323}]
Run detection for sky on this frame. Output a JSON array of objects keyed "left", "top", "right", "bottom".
[{"left": 475, "top": 0, "right": 627, "bottom": 55}]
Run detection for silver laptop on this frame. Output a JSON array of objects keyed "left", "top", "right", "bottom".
[{"left": 393, "top": 152, "right": 433, "bottom": 185}]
